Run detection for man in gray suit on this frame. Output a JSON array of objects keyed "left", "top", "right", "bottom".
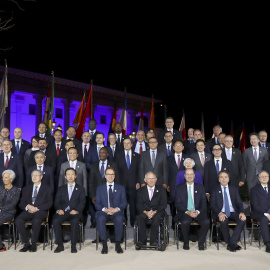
[
  {"left": 139, "top": 137, "right": 168, "bottom": 189},
  {"left": 58, "top": 147, "right": 88, "bottom": 196},
  {"left": 243, "top": 132, "right": 269, "bottom": 193}
]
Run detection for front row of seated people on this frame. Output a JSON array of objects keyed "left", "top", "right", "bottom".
[{"left": 1, "top": 168, "right": 270, "bottom": 254}]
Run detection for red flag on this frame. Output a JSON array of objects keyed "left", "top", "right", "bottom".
[
  {"left": 179, "top": 110, "right": 186, "bottom": 141},
  {"left": 149, "top": 95, "right": 155, "bottom": 131},
  {"left": 138, "top": 103, "right": 144, "bottom": 131},
  {"left": 73, "top": 92, "right": 85, "bottom": 130},
  {"left": 75, "top": 84, "right": 92, "bottom": 139},
  {"left": 239, "top": 123, "right": 246, "bottom": 153}
]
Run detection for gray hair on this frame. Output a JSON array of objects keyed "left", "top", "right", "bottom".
[
  {"left": 2, "top": 169, "right": 16, "bottom": 180},
  {"left": 144, "top": 171, "right": 157, "bottom": 179},
  {"left": 31, "top": 169, "right": 43, "bottom": 178},
  {"left": 34, "top": 151, "right": 46, "bottom": 159},
  {"left": 183, "top": 158, "right": 195, "bottom": 168}
]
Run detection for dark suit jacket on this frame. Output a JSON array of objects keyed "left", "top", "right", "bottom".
[
  {"left": 88, "top": 160, "right": 119, "bottom": 199},
  {"left": 190, "top": 151, "right": 212, "bottom": 181},
  {"left": 184, "top": 141, "right": 211, "bottom": 156},
  {"left": 167, "top": 153, "right": 188, "bottom": 202},
  {"left": 158, "top": 143, "right": 175, "bottom": 157},
  {"left": 0, "top": 153, "right": 24, "bottom": 188},
  {"left": 138, "top": 149, "right": 168, "bottom": 186},
  {"left": 221, "top": 147, "right": 246, "bottom": 186},
  {"left": 47, "top": 142, "right": 65, "bottom": 158},
  {"left": 259, "top": 142, "right": 270, "bottom": 159},
  {"left": 95, "top": 183, "right": 127, "bottom": 212},
  {"left": 26, "top": 165, "right": 54, "bottom": 192},
  {"left": 210, "top": 185, "right": 244, "bottom": 220},
  {"left": 250, "top": 183, "right": 270, "bottom": 220},
  {"left": 114, "top": 133, "right": 130, "bottom": 147},
  {"left": 206, "top": 137, "right": 220, "bottom": 152},
  {"left": 175, "top": 182, "right": 207, "bottom": 215},
  {"left": 77, "top": 142, "right": 90, "bottom": 163},
  {"left": 203, "top": 158, "right": 234, "bottom": 194},
  {"left": 136, "top": 185, "right": 167, "bottom": 214},
  {"left": 19, "top": 184, "right": 53, "bottom": 214},
  {"left": 158, "top": 129, "right": 183, "bottom": 145},
  {"left": 132, "top": 141, "right": 150, "bottom": 154},
  {"left": 61, "top": 137, "right": 81, "bottom": 148},
  {"left": 37, "top": 133, "right": 55, "bottom": 147},
  {"left": 114, "top": 149, "right": 140, "bottom": 190},
  {"left": 54, "top": 183, "right": 86, "bottom": 214},
  {"left": 11, "top": 139, "right": 30, "bottom": 160}
]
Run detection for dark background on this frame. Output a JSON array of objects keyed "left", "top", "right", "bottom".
[{"left": 1, "top": 1, "right": 268, "bottom": 144}]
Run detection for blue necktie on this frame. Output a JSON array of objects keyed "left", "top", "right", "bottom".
[
  {"left": 100, "top": 162, "right": 105, "bottom": 178},
  {"left": 167, "top": 145, "right": 170, "bottom": 156},
  {"left": 264, "top": 187, "right": 268, "bottom": 194},
  {"left": 223, "top": 187, "right": 230, "bottom": 217},
  {"left": 126, "top": 152, "right": 130, "bottom": 169},
  {"left": 16, "top": 141, "right": 20, "bottom": 154},
  {"left": 216, "top": 160, "right": 219, "bottom": 174}
]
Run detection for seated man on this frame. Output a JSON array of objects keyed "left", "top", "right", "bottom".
[
  {"left": 250, "top": 170, "right": 270, "bottom": 253},
  {"left": 210, "top": 171, "right": 246, "bottom": 252},
  {"left": 175, "top": 168, "right": 210, "bottom": 250},
  {"left": 95, "top": 167, "right": 127, "bottom": 254},
  {"left": 52, "top": 168, "right": 86, "bottom": 253},
  {"left": 136, "top": 171, "right": 167, "bottom": 246},
  {"left": 15, "top": 169, "right": 53, "bottom": 252}
]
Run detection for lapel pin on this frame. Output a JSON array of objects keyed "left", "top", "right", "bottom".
[
  {"left": 77, "top": 166, "right": 79, "bottom": 168},
  {"left": 219, "top": 191, "right": 221, "bottom": 193},
  {"left": 76, "top": 188, "right": 78, "bottom": 190},
  {"left": 233, "top": 151, "right": 235, "bottom": 154},
  {"left": 11, "top": 156, "right": 13, "bottom": 158},
  {"left": 115, "top": 190, "right": 117, "bottom": 192},
  {"left": 108, "top": 165, "right": 111, "bottom": 167},
  {"left": 156, "top": 190, "right": 159, "bottom": 192},
  {"left": 43, "top": 172, "right": 45, "bottom": 174},
  {"left": 224, "top": 168, "right": 227, "bottom": 170},
  {"left": 195, "top": 191, "right": 197, "bottom": 193}
]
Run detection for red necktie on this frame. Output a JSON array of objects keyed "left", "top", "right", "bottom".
[
  {"left": 139, "top": 143, "right": 143, "bottom": 154},
  {"left": 5, "top": 155, "right": 9, "bottom": 169},
  {"left": 57, "top": 144, "right": 60, "bottom": 156}
]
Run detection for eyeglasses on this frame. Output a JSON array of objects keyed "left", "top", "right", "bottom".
[
  {"left": 224, "top": 140, "right": 233, "bottom": 143},
  {"left": 213, "top": 149, "right": 222, "bottom": 151},
  {"left": 105, "top": 174, "right": 115, "bottom": 176},
  {"left": 149, "top": 141, "right": 158, "bottom": 144},
  {"left": 165, "top": 135, "right": 172, "bottom": 138}
]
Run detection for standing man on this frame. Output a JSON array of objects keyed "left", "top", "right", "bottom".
[
  {"left": 77, "top": 131, "right": 91, "bottom": 163},
  {"left": 210, "top": 171, "right": 246, "bottom": 252},
  {"left": 158, "top": 131, "right": 174, "bottom": 157},
  {"left": 37, "top": 122, "right": 54, "bottom": 147},
  {"left": 95, "top": 167, "right": 127, "bottom": 254},
  {"left": 47, "top": 129, "right": 65, "bottom": 158},
  {"left": 158, "top": 117, "right": 183, "bottom": 145},
  {"left": 88, "top": 118, "right": 99, "bottom": 145},
  {"left": 206, "top": 125, "right": 222, "bottom": 152},
  {"left": 11, "top": 127, "right": 30, "bottom": 161},
  {"left": 243, "top": 132, "right": 269, "bottom": 193},
  {"left": 174, "top": 168, "right": 210, "bottom": 250},
  {"left": 107, "top": 133, "right": 119, "bottom": 159},
  {"left": 61, "top": 126, "right": 80, "bottom": 148},
  {"left": 258, "top": 130, "right": 270, "bottom": 158},
  {"left": 15, "top": 169, "right": 53, "bottom": 252},
  {"left": 132, "top": 130, "right": 149, "bottom": 154},
  {"left": 0, "top": 127, "right": 10, "bottom": 139},
  {"left": 114, "top": 122, "right": 129, "bottom": 148},
  {"left": 52, "top": 168, "right": 86, "bottom": 253}
]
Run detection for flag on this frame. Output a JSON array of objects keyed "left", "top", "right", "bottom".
[
  {"left": 179, "top": 110, "right": 186, "bottom": 141},
  {"left": 43, "top": 71, "right": 55, "bottom": 134},
  {"left": 119, "top": 89, "right": 127, "bottom": 135},
  {"left": 0, "top": 60, "right": 8, "bottom": 130},
  {"left": 73, "top": 92, "right": 86, "bottom": 130},
  {"left": 108, "top": 99, "right": 117, "bottom": 134},
  {"left": 75, "top": 83, "right": 92, "bottom": 139},
  {"left": 238, "top": 122, "right": 246, "bottom": 153},
  {"left": 149, "top": 95, "right": 155, "bottom": 130},
  {"left": 201, "top": 113, "right": 205, "bottom": 141},
  {"left": 138, "top": 103, "right": 144, "bottom": 131}
]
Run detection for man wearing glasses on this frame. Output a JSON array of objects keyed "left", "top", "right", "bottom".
[{"left": 95, "top": 167, "right": 127, "bottom": 254}]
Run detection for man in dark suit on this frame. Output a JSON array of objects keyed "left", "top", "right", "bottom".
[
  {"left": 77, "top": 131, "right": 91, "bottom": 163},
  {"left": 15, "top": 169, "right": 53, "bottom": 252},
  {"left": 88, "top": 118, "right": 99, "bottom": 145},
  {"left": 259, "top": 130, "right": 270, "bottom": 158},
  {"left": 37, "top": 122, "right": 54, "bottom": 147},
  {"left": 136, "top": 171, "right": 167, "bottom": 246},
  {"left": 222, "top": 134, "right": 246, "bottom": 188},
  {"left": 210, "top": 171, "right": 246, "bottom": 252},
  {"left": 158, "top": 131, "right": 174, "bottom": 157},
  {"left": 95, "top": 167, "right": 127, "bottom": 254},
  {"left": 114, "top": 122, "right": 129, "bottom": 148},
  {"left": 11, "top": 127, "right": 30, "bottom": 161},
  {"left": 0, "top": 127, "right": 10, "bottom": 139},
  {"left": 26, "top": 151, "right": 54, "bottom": 191},
  {"left": 107, "top": 133, "right": 120, "bottom": 159},
  {"left": 243, "top": 132, "right": 269, "bottom": 193},
  {"left": 250, "top": 170, "right": 270, "bottom": 253},
  {"left": 157, "top": 117, "right": 183, "bottom": 145},
  {"left": 204, "top": 144, "right": 234, "bottom": 202},
  {"left": 139, "top": 137, "right": 168, "bottom": 189},
  {"left": 132, "top": 130, "right": 150, "bottom": 154},
  {"left": 52, "top": 168, "right": 86, "bottom": 253},
  {"left": 114, "top": 137, "right": 140, "bottom": 227},
  {"left": 175, "top": 168, "right": 210, "bottom": 250},
  {"left": 61, "top": 126, "right": 81, "bottom": 148},
  {"left": 88, "top": 147, "right": 119, "bottom": 230},
  {"left": 206, "top": 125, "right": 222, "bottom": 152},
  {"left": 0, "top": 139, "right": 24, "bottom": 188},
  {"left": 47, "top": 129, "right": 65, "bottom": 159},
  {"left": 167, "top": 140, "right": 187, "bottom": 228}
]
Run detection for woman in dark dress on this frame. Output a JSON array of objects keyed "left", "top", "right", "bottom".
[{"left": 0, "top": 170, "right": 21, "bottom": 251}]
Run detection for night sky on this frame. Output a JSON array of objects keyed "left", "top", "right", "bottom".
[{"left": 1, "top": 1, "right": 268, "bottom": 143}]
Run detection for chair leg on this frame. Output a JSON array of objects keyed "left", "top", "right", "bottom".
[
  {"left": 176, "top": 223, "right": 179, "bottom": 250},
  {"left": 79, "top": 224, "right": 82, "bottom": 250},
  {"left": 243, "top": 225, "right": 246, "bottom": 250},
  {"left": 50, "top": 225, "right": 53, "bottom": 251},
  {"left": 43, "top": 224, "right": 46, "bottom": 250},
  {"left": 124, "top": 225, "right": 126, "bottom": 250},
  {"left": 258, "top": 225, "right": 261, "bottom": 249},
  {"left": 250, "top": 223, "right": 254, "bottom": 245},
  {"left": 210, "top": 223, "right": 213, "bottom": 247},
  {"left": 96, "top": 228, "right": 98, "bottom": 250},
  {"left": 216, "top": 224, "right": 219, "bottom": 250}
]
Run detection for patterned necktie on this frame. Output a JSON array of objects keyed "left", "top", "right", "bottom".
[
  {"left": 201, "top": 153, "right": 205, "bottom": 167},
  {"left": 5, "top": 155, "right": 9, "bottom": 169},
  {"left": 216, "top": 159, "right": 219, "bottom": 174},
  {"left": 264, "top": 186, "right": 268, "bottom": 194},
  {"left": 177, "top": 155, "right": 181, "bottom": 169},
  {"left": 16, "top": 141, "right": 20, "bottom": 154},
  {"left": 187, "top": 186, "right": 195, "bottom": 211},
  {"left": 149, "top": 188, "right": 154, "bottom": 200},
  {"left": 126, "top": 151, "right": 130, "bottom": 169},
  {"left": 151, "top": 151, "right": 156, "bottom": 167},
  {"left": 139, "top": 143, "right": 143, "bottom": 154},
  {"left": 38, "top": 165, "right": 42, "bottom": 171},
  {"left": 32, "top": 186, "right": 38, "bottom": 204},
  {"left": 100, "top": 162, "right": 105, "bottom": 178},
  {"left": 68, "top": 185, "right": 73, "bottom": 200},
  {"left": 223, "top": 187, "right": 230, "bottom": 217},
  {"left": 109, "top": 185, "right": 114, "bottom": 207},
  {"left": 57, "top": 143, "right": 60, "bottom": 156},
  {"left": 227, "top": 149, "right": 231, "bottom": 161}
]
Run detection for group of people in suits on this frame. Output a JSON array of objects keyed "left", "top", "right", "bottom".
[{"left": 1, "top": 118, "right": 270, "bottom": 254}]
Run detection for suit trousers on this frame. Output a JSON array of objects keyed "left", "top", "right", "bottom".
[
  {"left": 125, "top": 189, "right": 136, "bottom": 227},
  {"left": 136, "top": 212, "right": 164, "bottom": 244},
  {"left": 15, "top": 211, "right": 47, "bottom": 245},
  {"left": 88, "top": 200, "right": 96, "bottom": 224},
  {"left": 258, "top": 216, "right": 270, "bottom": 244},
  {"left": 52, "top": 213, "right": 82, "bottom": 246},
  {"left": 96, "top": 211, "right": 124, "bottom": 242},
  {"left": 218, "top": 212, "right": 246, "bottom": 245},
  {"left": 178, "top": 212, "right": 210, "bottom": 245}
]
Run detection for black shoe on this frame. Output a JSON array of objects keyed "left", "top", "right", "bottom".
[
  {"left": 227, "top": 244, "right": 236, "bottom": 252},
  {"left": 183, "top": 243, "right": 190, "bottom": 250},
  {"left": 19, "top": 243, "right": 30, "bottom": 252},
  {"left": 266, "top": 242, "right": 270, "bottom": 253},
  {"left": 90, "top": 223, "right": 96, "bottom": 228},
  {"left": 198, "top": 244, "right": 205, "bottom": 251},
  {"left": 115, "top": 243, "right": 123, "bottom": 253},
  {"left": 150, "top": 241, "right": 158, "bottom": 246},
  {"left": 29, "top": 244, "right": 37, "bottom": 252},
  {"left": 71, "top": 245, "right": 77, "bottom": 253},
  {"left": 54, "top": 245, "right": 64, "bottom": 253},
  {"left": 235, "top": 244, "right": 242, "bottom": 251},
  {"left": 101, "top": 245, "right": 108, "bottom": 254},
  {"left": 137, "top": 241, "right": 146, "bottom": 247}
]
